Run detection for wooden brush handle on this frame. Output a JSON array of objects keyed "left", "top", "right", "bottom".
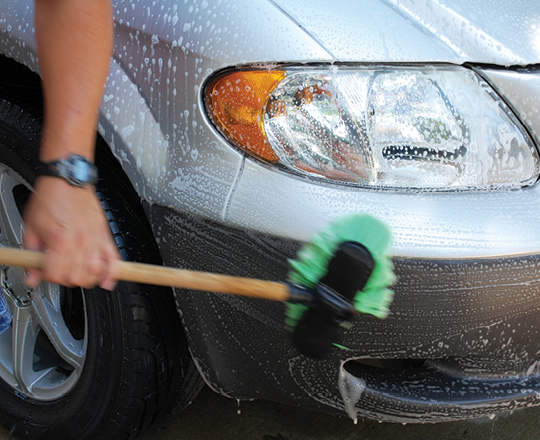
[{"left": 0, "top": 247, "right": 291, "bottom": 302}]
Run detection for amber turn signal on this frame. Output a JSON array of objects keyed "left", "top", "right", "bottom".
[{"left": 205, "top": 70, "right": 286, "bottom": 163}]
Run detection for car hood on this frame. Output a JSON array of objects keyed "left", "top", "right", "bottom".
[{"left": 270, "top": 0, "right": 540, "bottom": 66}]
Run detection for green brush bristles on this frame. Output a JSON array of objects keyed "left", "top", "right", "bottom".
[{"left": 285, "top": 213, "right": 396, "bottom": 330}]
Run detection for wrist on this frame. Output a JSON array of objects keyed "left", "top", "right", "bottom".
[{"left": 38, "top": 130, "right": 96, "bottom": 163}]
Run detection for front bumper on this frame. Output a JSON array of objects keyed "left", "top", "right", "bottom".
[{"left": 146, "top": 203, "right": 540, "bottom": 423}]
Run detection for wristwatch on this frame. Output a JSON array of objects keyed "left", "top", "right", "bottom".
[{"left": 38, "top": 154, "right": 98, "bottom": 188}]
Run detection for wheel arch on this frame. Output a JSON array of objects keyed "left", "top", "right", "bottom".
[
  {"left": 0, "top": 55, "right": 204, "bottom": 438},
  {"left": 0, "top": 53, "right": 163, "bottom": 261}
]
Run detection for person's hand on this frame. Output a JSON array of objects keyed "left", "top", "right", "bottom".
[{"left": 23, "top": 176, "right": 120, "bottom": 290}]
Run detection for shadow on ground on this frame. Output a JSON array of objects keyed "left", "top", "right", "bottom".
[
  {"left": 0, "top": 385, "right": 537, "bottom": 440},
  {"left": 139, "top": 385, "right": 540, "bottom": 440}
]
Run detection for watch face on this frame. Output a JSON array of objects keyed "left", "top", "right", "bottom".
[
  {"left": 71, "top": 159, "right": 90, "bottom": 183},
  {"left": 65, "top": 155, "right": 97, "bottom": 186}
]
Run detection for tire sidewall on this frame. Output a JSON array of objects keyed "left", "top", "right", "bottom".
[
  {"left": 0, "top": 289, "right": 123, "bottom": 439},
  {"left": 0, "top": 99, "right": 173, "bottom": 439}
]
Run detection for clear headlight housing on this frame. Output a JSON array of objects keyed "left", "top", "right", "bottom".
[{"left": 204, "top": 66, "right": 540, "bottom": 191}]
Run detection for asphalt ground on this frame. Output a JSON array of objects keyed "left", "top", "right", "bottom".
[
  {"left": 139, "top": 385, "right": 537, "bottom": 440},
  {"left": 0, "top": 384, "right": 538, "bottom": 439}
]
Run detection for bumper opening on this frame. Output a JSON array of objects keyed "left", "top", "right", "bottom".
[{"left": 342, "top": 357, "right": 540, "bottom": 417}]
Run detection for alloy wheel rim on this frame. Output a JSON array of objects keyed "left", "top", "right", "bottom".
[{"left": 0, "top": 164, "right": 87, "bottom": 401}]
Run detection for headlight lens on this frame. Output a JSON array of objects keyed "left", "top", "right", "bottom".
[{"left": 205, "top": 66, "right": 540, "bottom": 191}]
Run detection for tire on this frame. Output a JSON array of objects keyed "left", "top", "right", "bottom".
[{"left": 0, "top": 96, "right": 203, "bottom": 439}]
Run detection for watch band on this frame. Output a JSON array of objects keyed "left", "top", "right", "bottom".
[{"left": 38, "top": 154, "right": 98, "bottom": 188}]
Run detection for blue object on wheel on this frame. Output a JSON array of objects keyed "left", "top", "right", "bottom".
[{"left": 0, "top": 288, "right": 12, "bottom": 335}]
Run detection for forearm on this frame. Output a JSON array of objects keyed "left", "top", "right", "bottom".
[
  {"left": 34, "top": 0, "right": 113, "bottom": 162},
  {"left": 26, "top": 0, "right": 119, "bottom": 290}
]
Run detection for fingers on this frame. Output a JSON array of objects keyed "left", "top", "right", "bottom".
[
  {"left": 43, "top": 244, "right": 117, "bottom": 290},
  {"left": 23, "top": 225, "right": 44, "bottom": 288},
  {"left": 99, "top": 245, "right": 120, "bottom": 291},
  {"left": 42, "top": 233, "right": 77, "bottom": 288},
  {"left": 44, "top": 245, "right": 102, "bottom": 289},
  {"left": 29, "top": 229, "right": 114, "bottom": 290},
  {"left": 25, "top": 268, "right": 43, "bottom": 289},
  {"left": 63, "top": 236, "right": 118, "bottom": 290},
  {"left": 40, "top": 222, "right": 118, "bottom": 290}
]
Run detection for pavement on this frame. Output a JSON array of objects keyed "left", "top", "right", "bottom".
[
  {"left": 0, "top": 384, "right": 538, "bottom": 440},
  {"left": 139, "top": 385, "right": 538, "bottom": 440}
]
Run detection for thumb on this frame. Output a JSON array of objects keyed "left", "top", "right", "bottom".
[{"left": 23, "top": 227, "right": 44, "bottom": 288}]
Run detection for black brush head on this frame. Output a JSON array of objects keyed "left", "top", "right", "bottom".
[{"left": 291, "top": 241, "right": 375, "bottom": 359}]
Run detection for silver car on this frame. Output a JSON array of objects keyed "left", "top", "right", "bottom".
[{"left": 1, "top": 0, "right": 540, "bottom": 438}]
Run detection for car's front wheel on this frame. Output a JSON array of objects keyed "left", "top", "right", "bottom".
[{"left": 0, "top": 96, "right": 202, "bottom": 439}]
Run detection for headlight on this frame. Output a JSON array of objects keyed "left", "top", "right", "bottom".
[{"left": 204, "top": 66, "right": 540, "bottom": 191}]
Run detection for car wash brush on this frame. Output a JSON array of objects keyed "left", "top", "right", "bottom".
[{"left": 285, "top": 213, "right": 395, "bottom": 358}]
